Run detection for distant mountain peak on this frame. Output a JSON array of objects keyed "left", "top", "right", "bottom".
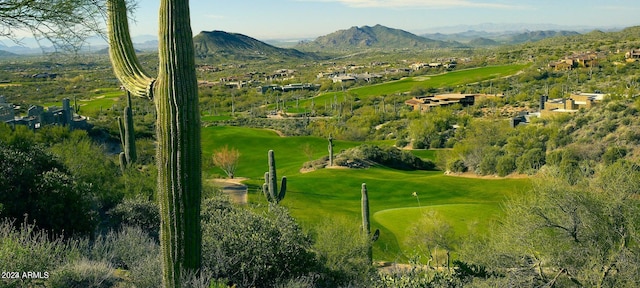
[
  {"left": 296, "top": 24, "right": 462, "bottom": 51},
  {"left": 193, "top": 30, "right": 315, "bottom": 61}
]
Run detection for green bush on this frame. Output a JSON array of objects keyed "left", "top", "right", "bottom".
[
  {"left": 449, "top": 159, "right": 467, "bottom": 173},
  {"left": 107, "top": 197, "right": 160, "bottom": 240},
  {"left": 516, "top": 148, "right": 546, "bottom": 174},
  {"left": 0, "top": 143, "right": 97, "bottom": 237},
  {"left": 201, "top": 199, "right": 317, "bottom": 288},
  {"left": 313, "top": 217, "right": 375, "bottom": 287},
  {"left": 335, "top": 144, "right": 435, "bottom": 170},
  {"left": 496, "top": 155, "right": 516, "bottom": 177},
  {"left": 477, "top": 146, "right": 501, "bottom": 175},
  {"left": 602, "top": 146, "right": 627, "bottom": 165}
]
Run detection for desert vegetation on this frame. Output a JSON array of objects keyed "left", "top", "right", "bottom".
[{"left": 1, "top": 3, "right": 640, "bottom": 286}]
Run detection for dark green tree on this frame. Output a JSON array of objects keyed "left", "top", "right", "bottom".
[{"left": 0, "top": 143, "right": 97, "bottom": 237}]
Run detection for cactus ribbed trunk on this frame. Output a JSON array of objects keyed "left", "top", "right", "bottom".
[
  {"left": 107, "top": 0, "right": 201, "bottom": 287},
  {"left": 328, "top": 135, "right": 334, "bottom": 167},
  {"left": 156, "top": 0, "right": 201, "bottom": 286},
  {"left": 268, "top": 150, "right": 277, "bottom": 197},
  {"left": 119, "top": 92, "right": 137, "bottom": 166},
  {"left": 263, "top": 150, "right": 286, "bottom": 204},
  {"left": 361, "top": 183, "right": 370, "bottom": 235},
  {"left": 361, "top": 183, "right": 372, "bottom": 263}
]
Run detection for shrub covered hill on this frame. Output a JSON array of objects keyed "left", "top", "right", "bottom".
[
  {"left": 296, "top": 24, "right": 464, "bottom": 51},
  {"left": 193, "top": 30, "right": 319, "bottom": 61}
]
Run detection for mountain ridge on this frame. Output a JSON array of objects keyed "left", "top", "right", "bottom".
[
  {"left": 295, "top": 24, "right": 463, "bottom": 51},
  {"left": 192, "top": 30, "right": 316, "bottom": 61}
]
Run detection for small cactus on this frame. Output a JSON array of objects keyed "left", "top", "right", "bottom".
[
  {"left": 118, "top": 91, "right": 137, "bottom": 169},
  {"left": 263, "top": 150, "right": 286, "bottom": 204},
  {"left": 73, "top": 95, "right": 80, "bottom": 114},
  {"left": 328, "top": 134, "right": 334, "bottom": 167}
]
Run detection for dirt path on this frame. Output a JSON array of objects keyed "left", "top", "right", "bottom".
[{"left": 208, "top": 177, "right": 249, "bottom": 204}]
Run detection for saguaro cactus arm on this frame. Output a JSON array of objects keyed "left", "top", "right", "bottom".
[
  {"left": 107, "top": 0, "right": 155, "bottom": 99},
  {"left": 263, "top": 150, "right": 287, "bottom": 204}
]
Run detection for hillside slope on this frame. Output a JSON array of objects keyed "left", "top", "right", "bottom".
[
  {"left": 193, "top": 30, "right": 316, "bottom": 61},
  {"left": 297, "top": 24, "right": 462, "bottom": 51}
]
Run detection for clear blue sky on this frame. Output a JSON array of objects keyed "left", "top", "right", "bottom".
[{"left": 128, "top": 0, "right": 640, "bottom": 39}]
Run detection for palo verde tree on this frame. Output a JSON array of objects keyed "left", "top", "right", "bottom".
[
  {"left": 106, "top": 0, "right": 201, "bottom": 287},
  {"left": 211, "top": 145, "right": 240, "bottom": 179},
  {"left": 0, "top": 0, "right": 103, "bottom": 52}
]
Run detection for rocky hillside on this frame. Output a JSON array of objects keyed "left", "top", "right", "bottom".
[
  {"left": 296, "top": 24, "right": 462, "bottom": 51},
  {"left": 193, "top": 30, "right": 316, "bottom": 61}
]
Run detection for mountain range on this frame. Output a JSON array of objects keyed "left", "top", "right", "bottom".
[
  {"left": 295, "top": 24, "right": 461, "bottom": 51},
  {"left": 3, "top": 23, "right": 630, "bottom": 58},
  {"left": 422, "top": 30, "right": 581, "bottom": 45}
]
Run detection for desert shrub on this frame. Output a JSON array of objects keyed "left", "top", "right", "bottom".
[
  {"left": 376, "top": 268, "right": 464, "bottom": 288},
  {"left": 107, "top": 196, "right": 160, "bottom": 240},
  {"left": 128, "top": 253, "right": 162, "bottom": 288},
  {"left": 302, "top": 155, "right": 329, "bottom": 171},
  {"left": 516, "top": 148, "right": 546, "bottom": 174},
  {"left": 47, "top": 259, "right": 118, "bottom": 288},
  {"left": 335, "top": 144, "right": 435, "bottom": 170},
  {"left": 602, "top": 146, "right": 628, "bottom": 165},
  {"left": 449, "top": 159, "right": 467, "bottom": 173},
  {"left": 87, "top": 226, "right": 159, "bottom": 271},
  {"left": 605, "top": 101, "right": 627, "bottom": 112},
  {"left": 201, "top": 199, "right": 317, "bottom": 288},
  {"left": 477, "top": 146, "right": 501, "bottom": 175},
  {"left": 313, "top": 216, "right": 375, "bottom": 287},
  {"left": 0, "top": 220, "right": 75, "bottom": 287},
  {"left": 496, "top": 155, "right": 516, "bottom": 177},
  {"left": 395, "top": 137, "right": 409, "bottom": 148}
]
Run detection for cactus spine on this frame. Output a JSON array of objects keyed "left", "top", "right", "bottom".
[
  {"left": 118, "top": 91, "right": 137, "bottom": 170},
  {"left": 263, "top": 150, "right": 287, "bottom": 204},
  {"left": 107, "top": 0, "right": 201, "bottom": 287}
]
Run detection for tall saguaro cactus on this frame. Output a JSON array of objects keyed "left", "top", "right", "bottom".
[
  {"left": 107, "top": 0, "right": 201, "bottom": 287},
  {"left": 263, "top": 150, "right": 287, "bottom": 204},
  {"left": 361, "top": 183, "right": 379, "bottom": 264}
]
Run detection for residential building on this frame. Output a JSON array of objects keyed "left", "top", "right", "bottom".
[
  {"left": 540, "top": 93, "right": 604, "bottom": 117},
  {"left": 625, "top": 49, "right": 640, "bottom": 62},
  {"left": 549, "top": 52, "right": 600, "bottom": 71},
  {"left": 3, "top": 98, "right": 89, "bottom": 130},
  {"left": 405, "top": 94, "right": 477, "bottom": 112}
]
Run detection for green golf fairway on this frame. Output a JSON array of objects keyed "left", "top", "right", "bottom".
[{"left": 202, "top": 126, "right": 531, "bottom": 261}]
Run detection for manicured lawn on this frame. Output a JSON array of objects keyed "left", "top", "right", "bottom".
[
  {"left": 409, "top": 149, "right": 439, "bottom": 161},
  {"left": 288, "top": 64, "right": 529, "bottom": 111},
  {"left": 350, "top": 64, "right": 528, "bottom": 97},
  {"left": 42, "top": 88, "right": 123, "bottom": 114},
  {"left": 374, "top": 203, "right": 500, "bottom": 257},
  {"left": 202, "top": 126, "right": 531, "bottom": 261},
  {"left": 201, "top": 115, "right": 233, "bottom": 122}
]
